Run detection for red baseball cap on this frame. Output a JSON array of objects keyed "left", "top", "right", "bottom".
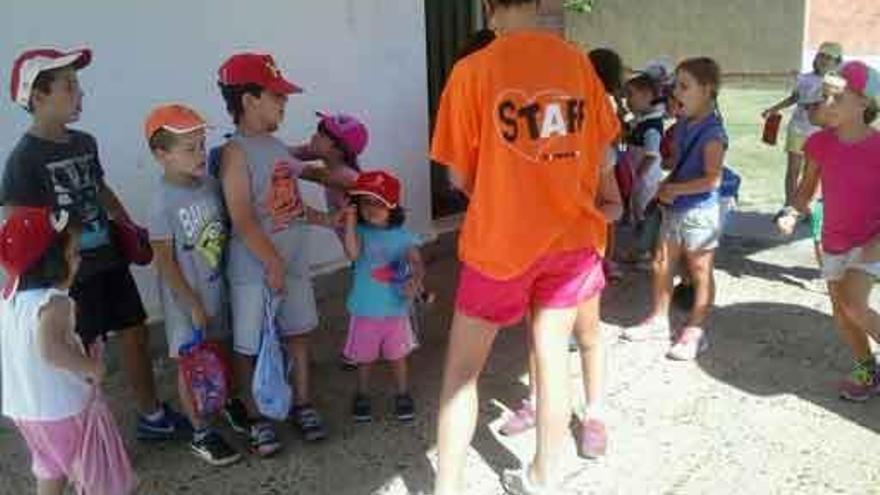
[
  {"left": 10, "top": 47, "right": 92, "bottom": 109},
  {"left": 218, "top": 53, "right": 302, "bottom": 95},
  {"left": 0, "top": 207, "right": 69, "bottom": 298},
  {"left": 350, "top": 170, "right": 402, "bottom": 209}
]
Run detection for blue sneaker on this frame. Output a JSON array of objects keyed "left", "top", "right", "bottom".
[{"left": 137, "top": 402, "right": 192, "bottom": 441}]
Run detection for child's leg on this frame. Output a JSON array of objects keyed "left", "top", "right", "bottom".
[
  {"left": 119, "top": 324, "right": 161, "bottom": 414},
  {"left": 434, "top": 312, "right": 499, "bottom": 495},
  {"left": 828, "top": 281, "right": 873, "bottom": 361},
  {"left": 357, "top": 363, "right": 373, "bottom": 395},
  {"left": 784, "top": 152, "right": 803, "bottom": 206},
  {"left": 649, "top": 239, "right": 682, "bottom": 319},
  {"left": 529, "top": 305, "right": 579, "bottom": 487},
  {"left": 36, "top": 478, "right": 65, "bottom": 495},
  {"left": 390, "top": 358, "right": 408, "bottom": 395},
  {"left": 285, "top": 335, "right": 311, "bottom": 405},
  {"left": 232, "top": 353, "right": 260, "bottom": 418},
  {"left": 683, "top": 249, "right": 717, "bottom": 328},
  {"left": 834, "top": 270, "right": 880, "bottom": 344},
  {"left": 574, "top": 295, "right": 603, "bottom": 417}
]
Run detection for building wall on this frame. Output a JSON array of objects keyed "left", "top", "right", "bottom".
[
  {"left": 0, "top": 0, "right": 431, "bottom": 318},
  {"left": 805, "top": 0, "right": 880, "bottom": 69},
  {"left": 566, "top": 0, "right": 807, "bottom": 75}
]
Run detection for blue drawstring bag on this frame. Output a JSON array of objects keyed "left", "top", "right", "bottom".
[{"left": 252, "top": 293, "right": 292, "bottom": 420}]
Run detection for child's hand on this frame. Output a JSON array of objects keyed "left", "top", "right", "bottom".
[
  {"left": 656, "top": 184, "right": 677, "bottom": 205},
  {"left": 191, "top": 302, "right": 209, "bottom": 331},
  {"left": 265, "top": 256, "right": 287, "bottom": 294},
  {"left": 86, "top": 343, "right": 106, "bottom": 384},
  {"left": 776, "top": 211, "right": 798, "bottom": 236}
]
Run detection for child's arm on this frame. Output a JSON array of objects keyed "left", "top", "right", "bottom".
[
  {"left": 37, "top": 296, "right": 103, "bottom": 381},
  {"left": 597, "top": 164, "right": 623, "bottom": 223},
  {"left": 657, "top": 140, "right": 725, "bottom": 204},
  {"left": 299, "top": 166, "right": 354, "bottom": 191},
  {"left": 777, "top": 157, "right": 821, "bottom": 235},
  {"left": 404, "top": 245, "right": 426, "bottom": 298},
  {"left": 304, "top": 206, "right": 342, "bottom": 229},
  {"left": 151, "top": 240, "right": 209, "bottom": 330},
  {"left": 762, "top": 91, "right": 798, "bottom": 118},
  {"left": 341, "top": 206, "right": 360, "bottom": 261},
  {"left": 98, "top": 183, "right": 131, "bottom": 222},
  {"left": 220, "top": 142, "right": 286, "bottom": 292}
]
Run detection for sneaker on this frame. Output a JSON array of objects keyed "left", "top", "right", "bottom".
[
  {"left": 577, "top": 418, "right": 607, "bottom": 459},
  {"left": 352, "top": 395, "right": 372, "bottom": 423},
  {"left": 666, "top": 326, "right": 708, "bottom": 361},
  {"left": 501, "top": 468, "right": 554, "bottom": 495},
  {"left": 191, "top": 430, "right": 241, "bottom": 467},
  {"left": 249, "top": 421, "right": 282, "bottom": 458},
  {"left": 223, "top": 398, "right": 250, "bottom": 435},
  {"left": 292, "top": 404, "right": 328, "bottom": 442},
  {"left": 499, "top": 400, "right": 536, "bottom": 437},
  {"left": 394, "top": 394, "right": 416, "bottom": 422},
  {"left": 839, "top": 361, "right": 880, "bottom": 402},
  {"left": 620, "top": 316, "right": 670, "bottom": 342},
  {"left": 137, "top": 402, "right": 193, "bottom": 441}
]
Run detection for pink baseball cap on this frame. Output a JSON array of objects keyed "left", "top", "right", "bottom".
[
  {"left": 825, "top": 60, "right": 880, "bottom": 105},
  {"left": 10, "top": 47, "right": 91, "bottom": 109},
  {"left": 316, "top": 112, "right": 369, "bottom": 156}
]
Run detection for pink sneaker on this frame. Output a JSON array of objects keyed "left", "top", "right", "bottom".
[
  {"left": 666, "top": 326, "right": 708, "bottom": 361},
  {"left": 839, "top": 362, "right": 880, "bottom": 402},
  {"left": 499, "top": 400, "right": 536, "bottom": 437},
  {"left": 578, "top": 418, "right": 607, "bottom": 459}
]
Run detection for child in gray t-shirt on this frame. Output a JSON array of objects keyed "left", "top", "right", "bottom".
[{"left": 145, "top": 104, "right": 240, "bottom": 467}]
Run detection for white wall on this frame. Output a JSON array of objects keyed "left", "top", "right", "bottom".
[{"left": 1, "top": 0, "right": 431, "bottom": 318}]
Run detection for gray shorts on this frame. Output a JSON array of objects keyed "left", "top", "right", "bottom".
[
  {"left": 230, "top": 277, "right": 319, "bottom": 356},
  {"left": 662, "top": 203, "right": 722, "bottom": 252}
]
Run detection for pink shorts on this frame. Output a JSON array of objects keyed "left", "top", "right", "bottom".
[
  {"left": 15, "top": 411, "right": 87, "bottom": 481},
  {"left": 343, "top": 316, "right": 415, "bottom": 364},
  {"left": 456, "top": 248, "right": 606, "bottom": 326}
]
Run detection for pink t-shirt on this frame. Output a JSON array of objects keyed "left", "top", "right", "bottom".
[{"left": 804, "top": 129, "right": 880, "bottom": 254}]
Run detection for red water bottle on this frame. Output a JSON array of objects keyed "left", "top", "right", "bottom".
[{"left": 762, "top": 113, "right": 782, "bottom": 146}]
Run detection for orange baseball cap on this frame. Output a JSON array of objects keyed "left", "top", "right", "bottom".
[{"left": 144, "top": 104, "right": 207, "bottom": 142}]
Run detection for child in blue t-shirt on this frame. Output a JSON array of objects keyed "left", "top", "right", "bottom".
[{"left": 341, "top": 171, "right": 424, "bottom": 423}]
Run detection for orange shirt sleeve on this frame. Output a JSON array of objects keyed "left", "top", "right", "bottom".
[{"left": 430, "top": 60, "right": 481, "bottom": 185}]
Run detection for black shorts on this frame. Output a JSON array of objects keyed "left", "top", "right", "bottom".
[{"left": 71, "top": 265, "right": 147, "bottom": 345}]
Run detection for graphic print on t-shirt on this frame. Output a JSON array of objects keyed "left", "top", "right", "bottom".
[
  {"left": 265, "top": 160, "right": 304, "bottom": 232},
  {"left": 495, "top": 89, "right": 587, "bottom": 163},
  {"left": 45, "top": 153, "right": 108, "bottom": 250},
  {"left": 179, "top": 200, "right": 226, "bottom": 273}
]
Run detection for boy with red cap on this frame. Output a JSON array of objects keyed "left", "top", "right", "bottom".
[
  {"left": 2, "top": 47, "right": 189, "bottom": 440},
  {"left": 216, "top": 52, "right": 340, "bottom": 451},
  {"left": 144, "top": 103, "right": 241, "bottom": 465},
  {"left": 0, "top": 206, "right": 135, "bottom": 495}
]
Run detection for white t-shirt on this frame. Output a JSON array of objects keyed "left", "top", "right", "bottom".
[
  {"left": 1, "top": 288, "right": 91, "bottom": 421},
  {"left": 789, "top": 73, "right": 823, "bottom": 136}
]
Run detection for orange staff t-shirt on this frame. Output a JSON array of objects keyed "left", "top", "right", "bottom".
[{"left": 431, "top": 30, "right": 620, "bottom": 280}]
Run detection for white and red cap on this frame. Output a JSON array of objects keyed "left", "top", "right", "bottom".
[
  {"left": 0, "top": 207, "right": 70, "bottom": 299},
  {"left": 350, "top": 170, "right": 402, "bottom": 209},
  {"left": 10, "top": 47, "right": 91, "bottom": 109}
]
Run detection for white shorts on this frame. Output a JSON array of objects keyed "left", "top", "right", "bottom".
[
  {"left": 230, "top": 277, "right": 319, "bottom": 356},
  {"left": 662, "top": 203, "right": 722, "bottom": 252},
  {"left": 822, "top": 247, "right": 880, "bottom": 282}
]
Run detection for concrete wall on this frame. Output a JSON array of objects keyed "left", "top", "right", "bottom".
[
  {"left": 566, "top": 0, "right": 807, "bottom": 75},
  {"left": 0, "top": 0, "right": 431, "bottom": 318},
  {"left": 805, "top": 0, "right": 880, "bottom": 70}
]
